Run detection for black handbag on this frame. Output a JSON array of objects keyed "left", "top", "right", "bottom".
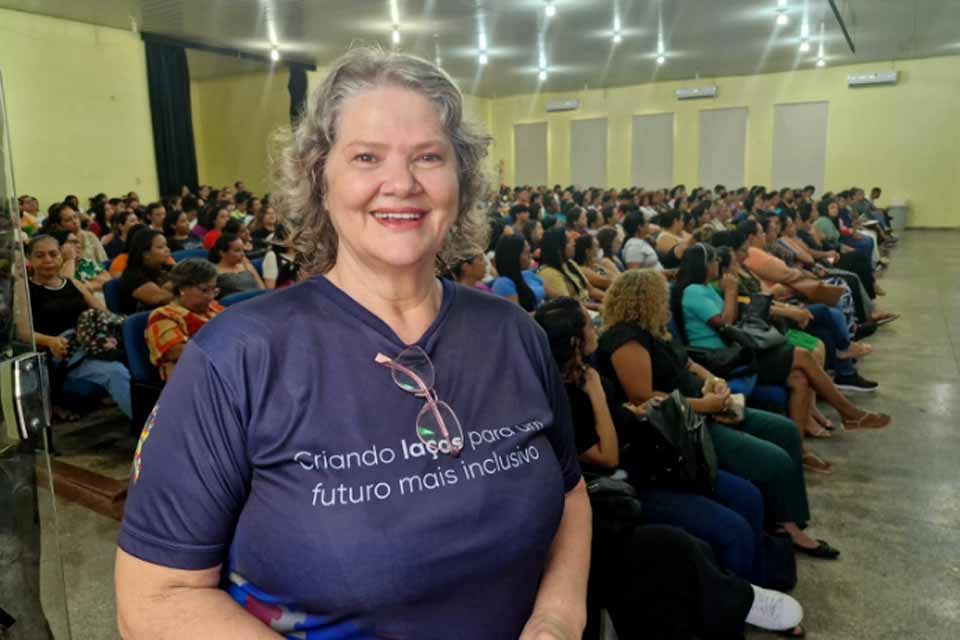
[
  {"left": 686, "top": 343, "right": 756, "bottom": 378},
  {"left": 621, "top": 390, "right": 718, "bottom": 496},
  {"left": 584, "top": 472, "right": 645, "bottom": 543},
  {"left": 722, "top": 293, "right": 786, "bottom": 351}
]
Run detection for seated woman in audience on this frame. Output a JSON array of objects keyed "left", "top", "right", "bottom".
[
  {"left": 814, "top": 198, "right": 876, "bottom": 268},
  {"left": 673, "top": 244, "right": 891, "bottom": 472},
  {"left": 208, "top": 233, "right": 265, "bottom": 299},
  {"left": 49, "top": 227, "right": 112, "bottom": 294},
  {"left": 21, "top": 235, "right": 132, "bottom": 419},
  {"left": 595, "top": 227, "right": 623, "bottom": 275},
  {"left": 163, "top": 209, "right": 200, "bottom": 252},
  {"left": 621, "top": 211, "right": 663, "bottom": 271},
  {"left": 449, "top": 248, "right": 491, "bottom": 292},
  {"left": 538, "top": 228, "right": 604, "bottom": 311},
  {"left": 144, "top": 202, "right": 166, "bottom": 232},
  {"left": 491, "top": 235, "right": 545, "bottom": 312},
  {"left": 598, "top": 269, "right": 838, "bottom": 557},
  {"left": 44, "top": 202, "right": 109, "bottom": 281},
  {"left": 655, "top": 210, "right": 695, "bottom": 268},
  {"left": 118, "top": 229, "right": 174, "bottom": 315},
  {"left": 637, "top": 192, "right": 659, "bottom": 222},
  {"left": 249, "top": 205, "right": 282, "bottom": 250},
  {"left": 566, "top": 206, "right": 589, "bottom": 236},
  {"left": 261, "top": 234, "right": 300, "bottom": 290},
  {"left": 520, "top": 219, "right": 544, "bottom": 265},
  {"left": 796, "top": 202, "right": 881, "bottom": 298},
  {"left": 145, "top": 259, "right": 224, "bottom": 381},
  {"left": 536, "top": 298, "right": 804, "bottom": 636},
  {"left": 198, "top": 203, "right": 231, "bottom": 247},
  {"left": 573, "top": 235, "right": 613, "bottom": 290},
  {"left": 101, "top": 210, "right": 141, "bottom": 259}
]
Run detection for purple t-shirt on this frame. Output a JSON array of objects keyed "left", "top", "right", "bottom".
[{"left": 119, "top": 276, "right": 581, "bottom": 639}]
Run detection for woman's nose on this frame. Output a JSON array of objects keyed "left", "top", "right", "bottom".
[{"left": 380, "top": 158, "right": 420, "bottom": 197}]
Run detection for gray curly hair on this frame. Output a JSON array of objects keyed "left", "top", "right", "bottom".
[{"left": 273, "top": 46, "right": 493, "bottom": 275}]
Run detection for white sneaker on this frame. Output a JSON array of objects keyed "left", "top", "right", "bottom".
[{"left": 746, "top": 585, "right": 804, "bottom": 631}]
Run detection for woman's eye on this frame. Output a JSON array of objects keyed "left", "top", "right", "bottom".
[
  {"left": 354, "top": 153, "right": 376, "bottom": 163},
  {"left": 418, "top": 154, "right": 442, "bottom": 163}
]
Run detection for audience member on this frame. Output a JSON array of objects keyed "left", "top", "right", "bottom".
[
  {"left": 491, "top": 235, "right": 544, "bottom": 312},
  {"left": 145, "top": 259, "right": 224, "bottom": 381},
  {"left": 621, "top": 211, "right": 662, "bottom": 270},
  {"left": 118, "top": 228, "right": 174, "bottom": 315},
  {"left": 573, "top": 235, "right": 613, "bottom": 290},
  {"left": 208, "top": 232, "right": 265, "bottom": 299},
  {"left": 449, "top": 249, "right": 491, "bottom": 292},
  {"left": 538, "top": 227, "right": 604, "bottom": 310},
  {"left": 163, "top": 209, "right": 198, "bottom": 252}
]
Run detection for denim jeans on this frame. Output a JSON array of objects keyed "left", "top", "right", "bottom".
[
  {"left": 806, "top": 303, "right": 856, "bottom": 376},
  {"left": 65, "top": 358, "right": 132, "bottom": 418}
]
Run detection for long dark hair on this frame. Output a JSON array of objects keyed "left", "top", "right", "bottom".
[
  {"left": 573, "top": 235, "right": 595, "bottom": 267},
  {"left": 126, "top": 228, "right": 165, "bottom": 276},
  {"left": 163, "top": 210, "right": 184, "bottom": 238},
  {"left": 540, "top": 228, "right": 589, "bottom": 294},
  {"left": 670, "top": 243, "right": 716, "bottom": 344},
  {"left": 534, "top": 297, "right": 588, "bottom": 386},
  {"left": 495, "top": 235, "right": 536, "bottom": 312},
  {"left": 209, "top": 233, "right": 240, "bottom": 264}
]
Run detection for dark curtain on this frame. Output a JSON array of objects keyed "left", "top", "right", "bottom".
[
  {"left": 144, "top": 40, "right": 199, "bottom": 197},
  {"left": 288, "top": 64, "right": 309, "bottom": 129}
]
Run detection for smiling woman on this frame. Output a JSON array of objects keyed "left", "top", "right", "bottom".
[{"left": 116, "top": 46, "right": 590, "bottom": 640}]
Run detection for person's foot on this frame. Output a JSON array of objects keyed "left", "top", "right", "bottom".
[
  {"left": 805, "top": 420, "right": 833, "bottom": 438},
  {"left": 843, "top": 411, "right": 892, "bottom": 431},
  {"left": 834, "top": 372, "right": 879, "bottom": 392},
  {"left": 874, "top": 284, "right": 887, "bottom": 296},
  {"left": 854, "top": 321, "right": 877, "bottom": 340},
  {"left": 873, "top": 311, "right": 900, "bottom": 326},
  {"left": 746, "top": 585, "right": 804, "bottom": 631},
  {"left": 802, "top": 451, "right": 833, "bottom": 474},
  {"left": 811, "top": 406, "right": 835, "bottom": 431},
  {"left": 837, "top": 342, "right": 872, "bottom": 360}
]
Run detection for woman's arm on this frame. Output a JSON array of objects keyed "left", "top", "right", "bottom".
[
  {"left": 74, "top": 279, "right": 107, "bottom": 311},
  {"left": 244, "top": 258, "right": 267, "bottom": 289},
  {"left": 133, "top": 282, "right": 175, "bottom": 308},
  {"left": 706, "top": 274, "right": 738, "bottom": 329},
  {"left": 580, "top": 368, "right": 619, "bottom": 468},
  {"left": 587, "top": 284, "right": 605, "bottom": 303},
  {"left": 610, "top": 342, "right": 662, "bottom": 405},
  {"left": 115, "top": 550, "right": 281, "bottom": 639},
  {"left": 520, "top": 479, "right": 590, "bottom": 640},
  {"left": 580, "top": 266, "right": 612, "bottom": 290}
]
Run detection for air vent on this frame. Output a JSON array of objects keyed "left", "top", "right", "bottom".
[
  {"left": 545, "top": 99, "right": 580, "bottom": 113},
  {"left": 675, "top": 86, "right": 718, "bottom": 100},
  {"left": 847, "top": 71, "right": 898, "bottom": 87}
]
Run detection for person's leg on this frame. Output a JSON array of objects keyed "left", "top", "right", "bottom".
[
  {"left": 791, "top": 348, "right": 889, "bottom": 428},
  {"left": 785, "top": 369, "right": 811, "bottom": 438},
  {"left": 633, "top": 484, "right": 757, "bottom": 581},
  {"left": 66, "top": 359, "right": 132, "bottom": 419},
  {"left": 709, "top": 421, "right": 809, "bottom": 528},
  {"left": 596, "top": 524, "right": 756, "bottom": 639}
]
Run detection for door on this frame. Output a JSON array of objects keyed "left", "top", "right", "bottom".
[{"left": 0, "top": 71, "right": 72, "bottom": 639}]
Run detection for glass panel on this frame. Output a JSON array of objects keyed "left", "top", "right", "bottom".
[{"left": 0, "top": 70, "right": 72, "bottom": 639}]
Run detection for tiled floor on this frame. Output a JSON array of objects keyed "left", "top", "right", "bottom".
[{"left": 35, "top": 231, "right": 960, "bottom": 639}]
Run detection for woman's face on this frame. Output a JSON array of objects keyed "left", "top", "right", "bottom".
[
  {"left": 104, "top": 202, "right": 116, "bottom": 222},
  {"left": 612, "top": 236, "right": 622, "bottom": 256},
  {"left": 144, "top": 235, "right": 170, "bottom": 268},
  {"left": 60, "top": 233, "right": 80, "bottom": 261},
  {"left": 149, "top": 206, "right": 166, "bottom": 228},
  {"left": 575, "top": 210, "right": 587, "bottom": 229},
  {"left": 58, "top": 207, "right": 80, "bottom": 234},
  {"left": 706, "top": 255, "right": 720, "bottom": 281},
  {"left": 175, "top": 213, "right": 190, "bottom": 236},
  {"left": 179, "top": 279, "right": 218, "bottom": 314},
  {"left": 215, "top": 208, "right": 230, "bottom": 230},
  {"left": 580, "top": 305, "right": 598, "bottom": 357},
  {"left": 224, "top": 239, "right": 246, "bottom": 265},
  {"left": 322, "top": 85, "right": 459, "bottom": 272},
  {"left": 564, "top": 233, "right": 576, "bottom": 260},
  {"left": 250, "top": 198, "right": 262, "bottom": 216},
  {"left": 29, "top": 239, "right": 63, "bottom": 278},
  {"left": 749, "top": 224, "right": 764, "bottom": 248},
  {"left": 827, "top": 202, "right": 839, "bottom": 218},
  {"left": 782, "top": 217, "right": 795, "bottom": 237},
  {"left": 533, "top": 221, "right": 544, "bottom": 243},
  {"left": 519, "top": 242, "right": 532, "bottom": 270},
  {"left": 467, "top": 254, "right": 486, "bottom": 281},
  {"left": 263, "top": 209, "right": 277, "bottom": 228},
  {"left": 121, "top": 212, "right": 140, "bottom": 234},
  {"left": 765, "top": 218, "right": 780, "bottom": 241}
]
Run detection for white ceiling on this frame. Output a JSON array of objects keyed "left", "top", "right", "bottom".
[{"left": 4, "top": 0, "right": 959, "bottom": 96}]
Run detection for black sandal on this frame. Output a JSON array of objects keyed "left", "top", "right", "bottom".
[{"left": 793, "top": 539, "right": 840, "bottom": 559}]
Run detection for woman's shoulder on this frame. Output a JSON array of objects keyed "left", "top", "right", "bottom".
[{"left": 598, "top": 322, "right": 652, "bottom": 353}]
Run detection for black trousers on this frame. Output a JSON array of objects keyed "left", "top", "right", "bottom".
[
  {"left": 836, "top": 251, "right": 876, "bottom": 299},
  {"left": 586, "top": 525, "right": 754, "bottom": 640}
]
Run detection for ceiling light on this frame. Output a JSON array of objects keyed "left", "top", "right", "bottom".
[
  {"left": 613, "top": 31, "right": 622, "bottom": 44},
  {"left": 816, "top": 58, "right": 826, "bottom": 67},
  {"left": 538, "top": 69, "right": 548, "bottom": 81},
  {"left": 479, "top": 52, "right": 488, "bottom": 65},
  {"left": 544, "top": 1, "right": 556, "bottom": 18},
  {"left": 270, "top": 47, "right": 280, "bottom": 62},
  {"left": 392, "top": 29, "right": 400, "bottom": 45},
  {"left": 776, "top": 13, "right": 789, "bottom": 26},
  {"left": 799, "top": 40, "right": 811, "bottom": 53},
  {"left": 656, "top": 55, "right": 666, "bottom": 65}
]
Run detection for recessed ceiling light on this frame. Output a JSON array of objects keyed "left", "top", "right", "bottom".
[
  {"left": 799, "top": 40, "right": 811, "bottom": 52},
  {"left": 539, "top": 69, "right": 548, "bottom": 81},
  {"left": 392, "top": 29, "right": 400, "bottom": 45},
  {"left": 656, "top": 55, "right": 666, "bottom": 65},
  {"left": 479, "top": 52, "right": 488, "bottom": 65},
  {"left": 270, "top": 47, "right": 280, "bottom": 61},
  {"left": 613, "top": 32, "right": 622, "bottom": 44},
  {"left": 816, "top": 58, "right": 826, "bottom": 67},
  {"left": 544, "top": 1, "right": 556, "bottom": 18},
  {"left": 776, "top": 13, "right": 789, "bottom": 26}
]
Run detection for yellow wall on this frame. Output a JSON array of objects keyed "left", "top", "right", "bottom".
[
  {"left": 191, "top": 68, "right": 496, "bottom": 195},
  {"left": 0, "top": 9, "right": 159, "bottom": 209},
  {"left": 490, "top": 55, "right": 960, "bottom": 227}
]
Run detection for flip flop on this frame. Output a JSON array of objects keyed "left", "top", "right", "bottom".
[
  {"left": 802, "top": 452, "right": 834, "bottom": 475},
  {"left": 874, "top": 312, "right": 900, "bottom": 326},
  {"left": 843, "top": 412, "right": 892, "bottom": 431},
  {"left": 805, "top": 424, "right": 833, "bottom": 439}
]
